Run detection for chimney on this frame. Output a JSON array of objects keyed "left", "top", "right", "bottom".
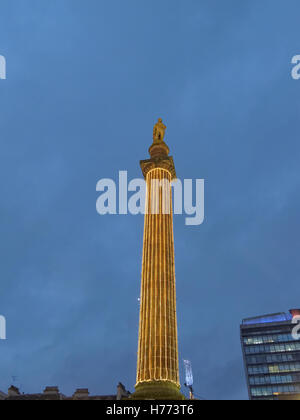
[
  {"left": 8, "top": 385, "right": 20, "bottom": 397},
  {"left": 43, "top": 386, "right": 60, "bottom": 395},
  {"left": 73, "top": 388, "right": 89, "bottom": 400}
]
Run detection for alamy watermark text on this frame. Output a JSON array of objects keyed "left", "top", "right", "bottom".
[
  {"left": 96, "top": 171, "right": 205, "bottom": 226},
  {"left": 0, "top": 55, "right": 6, "bottom": 80},
  {"left": 291, "top": 55, "right": 300, "bottom": 80},
  {"left": 292, "top": 316, "right": 300, "bottom": 340},
  {"left": 0, "top": 315, "right": 6, "bottom": 340}
]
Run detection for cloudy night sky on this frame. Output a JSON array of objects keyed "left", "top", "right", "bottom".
[{"left": 0, "top": 0, "right": 300, "bottom": 400}]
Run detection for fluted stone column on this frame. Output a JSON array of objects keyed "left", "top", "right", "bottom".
[{"left": 132, "top": 119, "right": 183, "bottom": 400}]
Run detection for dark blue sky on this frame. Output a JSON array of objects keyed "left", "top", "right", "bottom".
[{"left": 0, "top": 0, "right": 300, "bottom": 400}]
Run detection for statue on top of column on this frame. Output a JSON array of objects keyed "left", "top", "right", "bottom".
[{"left": 153, "top": 118, "right": 166, "bottom": 143}]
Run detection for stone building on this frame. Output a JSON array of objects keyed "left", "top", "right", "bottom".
[
  {"left": 3, "top": 383, "right": 130, "bottom": 401},
  {"left": 0, "top": 391, "right": 7, "bottom": 400}
]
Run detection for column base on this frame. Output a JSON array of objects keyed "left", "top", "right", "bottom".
[{"left": 130, "top": 381, "right": 185, "bottom": 400}]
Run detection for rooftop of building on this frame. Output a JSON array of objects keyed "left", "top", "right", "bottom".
[
  {"left": 241, "top": 309, "right": 300, "bottom": 326},
  {"left": 0, "top": 390, "right": 7, "bottom": 400},
  {"left": 2, "top": 383, "right": 130, "bottom": 401}
]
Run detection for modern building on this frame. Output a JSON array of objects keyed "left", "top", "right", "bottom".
[
  {"left": 241, "top": 309, "right": 300, "bottom": 400},
  {"left": 276, "top": 393, "right": 300, "bottom": 400},
  {"left": 131, "top": 119, "right": 184, "bottom": 400}
]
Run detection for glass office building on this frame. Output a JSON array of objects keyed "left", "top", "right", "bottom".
[{"left": 240, "top": 310, "right": 300, "bottom": 400}]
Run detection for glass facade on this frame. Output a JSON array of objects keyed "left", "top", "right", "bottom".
[{"left": 240, "top": 311, "right": 300, "bottom": 400}]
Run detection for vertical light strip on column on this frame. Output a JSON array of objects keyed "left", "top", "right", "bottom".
[{"left": 136, "top": 165, "right": 179, "bottom": 386}]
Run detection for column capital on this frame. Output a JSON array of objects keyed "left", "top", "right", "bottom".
[{"left": 140, "top": 156, "right": 176, "bottom": 180}]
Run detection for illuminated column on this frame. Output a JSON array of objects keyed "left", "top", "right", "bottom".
[{"left": 132, "top": 119, "right": 183, "bottom": 400}]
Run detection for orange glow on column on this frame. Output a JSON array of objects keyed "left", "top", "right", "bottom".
[{"left": 136, "top": 167, "right": 180, "bottom": 387}]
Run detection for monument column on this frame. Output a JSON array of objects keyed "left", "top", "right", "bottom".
[{"left": 132, "top": 119, "right": 183, "bottom": 400}]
